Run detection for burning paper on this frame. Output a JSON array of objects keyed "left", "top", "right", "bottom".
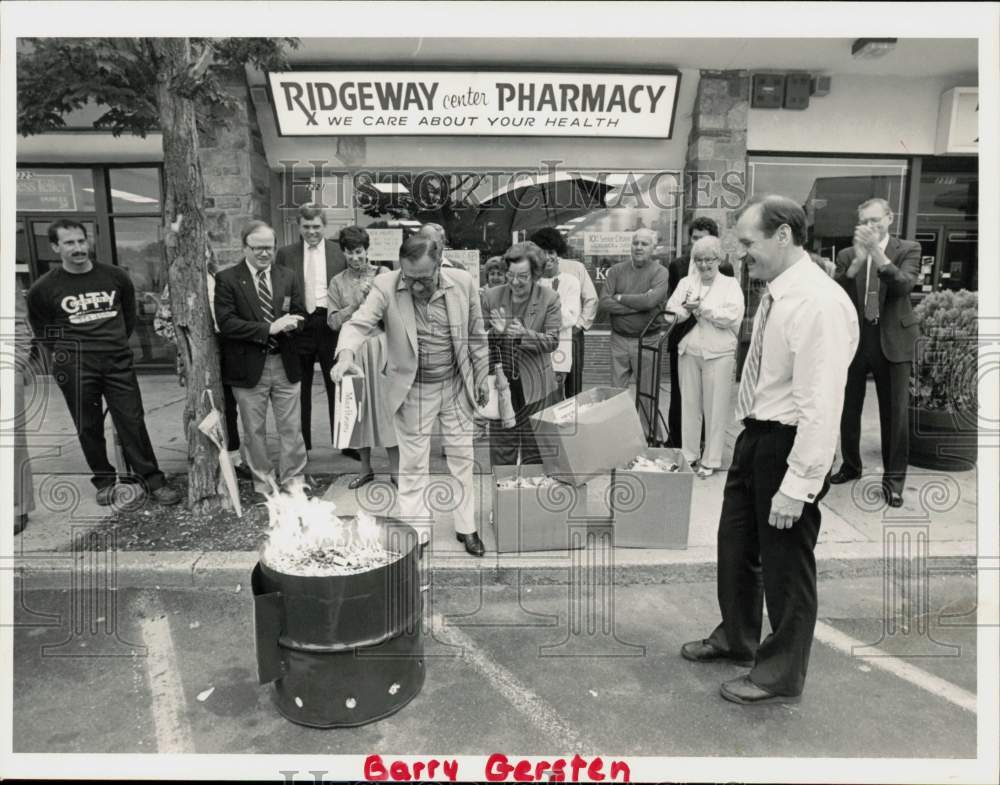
[
  {"left": 259, "top": 480, "right": 399, "bottom": 576},
  {"left": 624, "top": 455, "right": 679, "bottom": 473}
]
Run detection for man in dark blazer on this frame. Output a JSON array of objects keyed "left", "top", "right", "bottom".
[
  {"left": 215, "top": 221, "right": 307, "bottom": 497},
  {"left": 275, "top": 204, "right": 348, "bottom": 453},
  {"left": 831, "top": 198, "right": 921, "bottom": 507},
  {"left": 665, "top": 217, "right": 733, "bottom": 447}
]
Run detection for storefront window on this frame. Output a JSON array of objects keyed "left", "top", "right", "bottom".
[
  {"left": 108, "top": 167, "right": 162, "bottom": 214},
  {"left": 748, "top": 155, "right": 908, "bottom": 261},
  {"left": 344, "top": 168, "right": 681, "bottom": 328},
  {"left": 113, "top": 216, "right": 173, "bottom": 365},
  {"left": 16, "top": 167, "right": 96, "bottom": 212},
  {"left": 15, "top": 221, "right": 31, "bottom": 295}
]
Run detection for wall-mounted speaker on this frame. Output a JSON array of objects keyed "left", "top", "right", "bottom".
[
  {"left": 751, "top": 74, "right": 785, "bottom": 109},
  {"left": 784, "top": 73, "right": 812, "bottom": 109}
]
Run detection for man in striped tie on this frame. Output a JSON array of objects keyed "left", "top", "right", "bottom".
[
  {"left": 215, "top": 221, "right": 308, "bottom": 499},
  {"left": 680, "top": 196, "right": 858, "bottom": 705}
]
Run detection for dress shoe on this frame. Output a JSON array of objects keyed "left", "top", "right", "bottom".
[
  {"left": 456, "top": 531, "right": 485, "bottom": 557},
  {"left": 14, "top": 514, "right": 28, "bottom": 535},
  {"left": 348, "top": 472, "right": 375, "bottom": 490},
  {"left": 341, "top": 448, "right": 362, "bottom": 462},
  {"left": 830, "top": 467, "right": 861, "bottom": 485},
  {"left": 151, "top": 485, "right": 182, "bottom": 506},
  {"left": 234, "top": 463, "right": 254, "bottom": 482},
  {"left": 695, "top": 466, "right": 715, "bottom": 479},
  {"left": 720, "top": 675, "right": 799, "bottom": 705},
  {"left": 96, "top": 485, "right": 117, "bottom": 506},
  {"left": 886, "top": 490, "right": 904, "bottom": 508},
  {"left": 681, "top": 639, "right": 754, "bottom": 667}
]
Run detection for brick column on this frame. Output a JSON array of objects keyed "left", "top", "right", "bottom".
[
  {"left": 683, "top": 70, "right": 750, "bottom": 277},
  {"left": 199, "top": 70, "right": 272, "bottom": 267}
]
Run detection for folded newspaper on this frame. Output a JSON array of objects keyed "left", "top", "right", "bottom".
[{"left": 333, "top": 376, "right": 365, "bottom": 450}]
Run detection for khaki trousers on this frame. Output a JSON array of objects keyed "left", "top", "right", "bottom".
[{"left": 393, "top": 374, "right": 476, "bottom": 536}]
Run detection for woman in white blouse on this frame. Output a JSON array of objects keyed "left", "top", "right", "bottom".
[{"left": 665, "top": 236, "right": 746, "bottom": 478}]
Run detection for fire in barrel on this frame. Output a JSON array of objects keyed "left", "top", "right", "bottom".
[{"left": 251, "top": 482, "right": 424, "bottom": 727}]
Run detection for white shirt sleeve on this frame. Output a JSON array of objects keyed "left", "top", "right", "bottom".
[{"left": 779, "top": 300, "right": 857, "bottom": 502}]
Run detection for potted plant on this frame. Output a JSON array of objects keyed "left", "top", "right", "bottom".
[{"left": 908, "top": 289, "right": 978, "bottom": 470}]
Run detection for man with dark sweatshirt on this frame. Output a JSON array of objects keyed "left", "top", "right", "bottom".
[
  {"left": 27, "top": 219, "right": 180, "bottom": 508},
  {"left": 599, "top": 228, "right": 671, "bottom": 440}
]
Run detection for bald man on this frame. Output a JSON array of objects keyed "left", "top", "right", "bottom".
[
  {"left": 417, "top": 223, "right": 457, "bottom": 268},
  {"left": 599, "top": 228, "right": 671, "bottom": 439}
]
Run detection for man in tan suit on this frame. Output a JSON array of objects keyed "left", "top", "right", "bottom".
[{"left": 331, "top": 235, "right": 491, "bottom": 556}]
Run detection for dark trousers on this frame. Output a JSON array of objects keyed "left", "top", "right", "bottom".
[
  {"left": 52, "top": 350, "right": 165, "bottom": 491},
  {"left": 707, "top": 420, "right": 828, "bottom": 696},
  {"left": 563, "top": 327, "right": 585, "bottom": 399},
  {"left": 490, "top": 385, "right": 561, "bottom": 466},
  {"left": 839, "top": 321, "right": 910, "bottom": 494},
  {"left": 295, "top": 308, "right": 338, "bottom": 451},
  {"left": 223, "top": 381, "right": 240, "bottom": 451}
]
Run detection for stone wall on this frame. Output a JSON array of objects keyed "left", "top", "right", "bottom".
[
  {"left": 199, "top": 70, "right": 272, "bottom": 267},
  {"left": 683, "top": 70, "right": 750, "bottom": 278}
]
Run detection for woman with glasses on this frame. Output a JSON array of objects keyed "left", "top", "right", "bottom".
[
  {"left": 326, "top": 226, "right": 399, "bottom": 488},
  {"left": 665, "top": 236, "right": 745, "bottom": 478},
  {"left": 482, "top": 241, "right": 563, "bottom": 466}
]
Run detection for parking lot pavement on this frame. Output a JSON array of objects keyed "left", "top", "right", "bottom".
[{"left": 10, "top": 574, "right": 977, "bottom": 761}]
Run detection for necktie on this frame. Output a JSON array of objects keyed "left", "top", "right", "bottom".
[
  {"left": 864, "top": 257, "right": 879, "bottom": 322},
  {"left": 552, "top": 277, "right": 560, "bottom": 292},
  {"left": 257, "top": 269, "right": 278, "bottom": 352},
  {"left": 734, "top": 292, "right": 773, "bottom": 422},
  {"left": 304, "top": 248, "right": 316, "bottom": 314}
]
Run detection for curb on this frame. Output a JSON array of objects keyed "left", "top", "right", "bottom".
[{"left": 11, "top": 542, "right": 978, "bottom": 589}]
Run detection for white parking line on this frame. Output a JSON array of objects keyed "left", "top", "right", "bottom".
[
  {"left": 814, "top": 620, "right": 977, "bottom": 714},
  {"left": 431, "top": 613, "right": 591, "bottom": 752},
  {"left": 139, "top": 601, "right": 195, "bottom": 752}
]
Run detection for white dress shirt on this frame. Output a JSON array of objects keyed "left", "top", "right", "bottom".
[
  {"left": 245, "top": 260, "right": 272, "bottom": 300},
  {"left": 863, "top": 234, "right": 891, "bottom": 310},
  {"left": 303, "top": 242, "right": 329, "bottom": 312},
  {"left": 557, "top": 257, "right": 599, "bottom": 329},
  {"left": 745, "top": 253, "right": 859, "bottom": 502},
  {"left": 538, "top": 273, "right": 582, "bottom": 373}
]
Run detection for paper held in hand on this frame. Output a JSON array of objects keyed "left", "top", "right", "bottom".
[{"left": 333, "top": 376, "right": 365, "bottom": 450}]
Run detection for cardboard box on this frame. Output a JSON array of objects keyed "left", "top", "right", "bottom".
[
  {"left": 611, "top": 448, "right": 694, "bottom": 548},
  {"left": 491, "top": 466, "right": 592, "bottom": 553},
  {"left": 529, "top": 387, "right": 647, "bottom": 485}
]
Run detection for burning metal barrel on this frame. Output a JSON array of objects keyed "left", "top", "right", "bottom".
[{"left": 251, "top": 486, "right": 425, "bottom": 727}]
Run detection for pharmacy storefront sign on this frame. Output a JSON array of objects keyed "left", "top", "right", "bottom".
[{"left": 268, "top": 70, "right": 680, "bottom": 138}]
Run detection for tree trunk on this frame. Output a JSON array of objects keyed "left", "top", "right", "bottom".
[{"left": 151, "top": 38, "right": 229, "bottom": 513}]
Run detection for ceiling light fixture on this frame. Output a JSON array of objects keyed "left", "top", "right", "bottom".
[{"left": 851, "top": 38, "right": 898, "bottom": 59}]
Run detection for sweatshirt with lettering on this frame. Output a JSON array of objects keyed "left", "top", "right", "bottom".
[{"left": 27, "top": 262, "right": 136, "bottom": 355}]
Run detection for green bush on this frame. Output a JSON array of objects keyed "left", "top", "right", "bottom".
[{"left": 909, "top": 290, "right": 978, "bottom": 413}]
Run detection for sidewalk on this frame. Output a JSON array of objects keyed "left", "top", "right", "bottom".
[{"left": 11, "top": 373, "right": 979, "bottom": 586}]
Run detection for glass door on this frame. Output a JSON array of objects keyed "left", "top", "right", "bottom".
[{"left": 938, "top": 228, "right": 978, "bottom": 292}]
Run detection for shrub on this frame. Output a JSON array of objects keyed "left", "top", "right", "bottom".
[{"left": 909, "top": 289, "right": 978, "bottom": 413}]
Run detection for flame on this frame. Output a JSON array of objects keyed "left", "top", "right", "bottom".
[{"left": 259, "top": 479, "right": 393, "bottom": 575}]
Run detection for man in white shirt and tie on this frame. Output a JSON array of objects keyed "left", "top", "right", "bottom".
[
  {"left": 276, "top": 204, "right": 348, "bottom": 455},
  {"left": 680, "top": 195, "right": 858, "bottom": 705},
  {"left": 831, "top": 198, "right": 921, "bottom": 507}
]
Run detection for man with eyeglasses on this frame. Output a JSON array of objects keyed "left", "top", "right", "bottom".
[
  {"left": 215, "top": 221, "right": 307, "bottom": 498},
  {"left": 331, "top": 234, "right": 490, "bottom": 556},
  {"left": 831, "top": 197, "right": 921, "bottom": 508}
]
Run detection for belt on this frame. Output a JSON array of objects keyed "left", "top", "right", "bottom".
[
  {"left": 863, "top": 317, "right": 879, "bottom": 327},
  {"left": 267, "top": 346, "right": 283, "bottom": 355},
  {"left": 742, "top": 417, "right": 796, "bottom": 433}
]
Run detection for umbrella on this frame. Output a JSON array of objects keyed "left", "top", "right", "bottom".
[
  {"left": 473, "top": 173, "right": 614, "bottom": 248},
  {"left": 198, "top": 389, "right": 242, "bottom": 516}
]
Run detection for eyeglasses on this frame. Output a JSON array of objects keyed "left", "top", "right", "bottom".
[
  {"left": 402, "top": 274, "right": 436, "bottom": 287},
  {"left": 246, "top": 245, "right": 274, "bottom": 255},
  {"left": 506, "top": 272, "right": 532, "bottom": 283},
  {"left": 693, "top": 256, "right": 720, "bottom": 266}
]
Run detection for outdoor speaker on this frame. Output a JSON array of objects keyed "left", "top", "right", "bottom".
[
  {"left": 811, "top": 75, "right": 832, "bottom": 97},
  {"left": 751, "top": 74, "right": 785, "bottom": 108},
  {"left": 784, "top": 73, "right": 812, "bottom": 109}
]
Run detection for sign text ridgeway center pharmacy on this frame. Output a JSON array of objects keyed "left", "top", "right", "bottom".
[{"left": 268, "top": 71, "right": 680, "bottom": 138}]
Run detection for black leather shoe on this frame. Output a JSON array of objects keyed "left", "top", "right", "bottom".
[
  {"left": 681, "top": 639, "right": 754, "bottom": 667},
  {"left": 341, "top": 448, "right": 362, "bottom": 461},
  {"left": 720, "top": 675, "right": 799, "bottom": 705},
  {"left": 886, "top": 490, "right": 904, "bottom": 508},
  {"left": 456, "top": 531, "right": 485, "bottom": 557},
  {"left": 830, "top": 467, "right": 861, "bottom": 484},
  {"left": 348, "top": 472, "right": 375, "bottom": 490}
]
